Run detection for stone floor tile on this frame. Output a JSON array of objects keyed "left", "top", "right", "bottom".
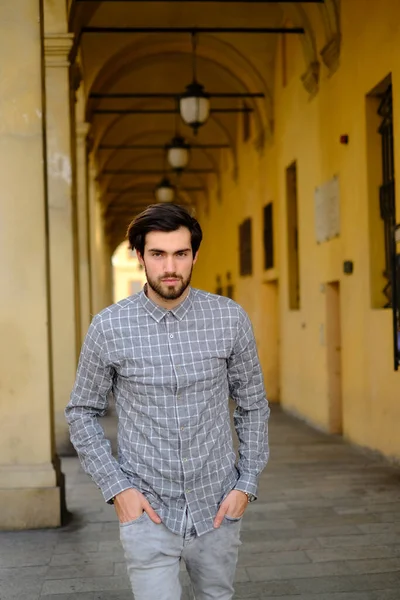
[
  {"left": 45, "top": 561, "right": 116, "bottom": 579},
  {"left": 114, "top": 562, "right": 128, "bottom": 577},
  {"left": 270, "top": 525, "right": 362, "bottom": 540},
  {"left": 317, "top": 533, "right": 400, "bottom": 547},
  {"left": 50, "top": 550, "right": 124, "bottom": 567},
  {"left": 0, "top": 565, "right": 49, "bottom": 579},
  {"left": 242, "top": 519, "right": 297, "bottom": 531},
  {"left": 0, "top": 551, "right": 53, "bottom": 567},
  {"left": 292, "top": 571, "right": 400, "bottom": 594},
  {"left": 0, "top": 577, "right": 43, "bottom": 600},
  {"left": 53, "top": 542, "right": 99, "bottom": 554},
  {"left": 243, "top": 537, "right": 321, "bottom": 554},
  {"left": 41, "top": 576, "right": 131, "bottom": 595},
  {"left": 306, "top": 543, "right": 400, "bottom": 562},
  {"left": 233, "top": 580, "right": 299, "bottom": 597},
  {"left": 238, "top": 549, "right": 310, "bottom": 567},
  {"left": 240, "top": 592, "right": 400, "bottom": 600},
  {"left": 38, "top": 595, "right": 95, "bottom": 600},
  {"left": 357, "top": 522, "right": 400, "bottom": 534},
  {"left": 246, "top": 560, "right": 352, "bottom": 582},
  {"left": 343, "top": 556, "right": 400, "bottom": 575}
]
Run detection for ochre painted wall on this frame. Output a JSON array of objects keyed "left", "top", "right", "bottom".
[{"left": 193, "top": 0, "right": 400, "bottom": 460}]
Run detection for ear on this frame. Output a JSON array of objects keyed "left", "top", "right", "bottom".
[
  {"left": 136, "top": 251, "right": 145, "bottom": 267},
  {"left": 193, "top": 250, "right": 199, "bottom": 265}
]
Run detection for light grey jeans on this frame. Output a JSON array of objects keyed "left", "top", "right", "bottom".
[{"left": 119, "top": 508, "right": 242, "bottom": 600}]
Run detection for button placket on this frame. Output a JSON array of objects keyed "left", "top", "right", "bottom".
[{"left": 167, "top": 317, "right": 191, "bottom": 493}]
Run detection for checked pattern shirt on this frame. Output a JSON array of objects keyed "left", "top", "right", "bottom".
[{"left": 66, "top": 287, "right": 270, "bottom": 536}]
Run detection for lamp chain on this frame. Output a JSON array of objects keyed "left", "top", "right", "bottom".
[{"left": 192, "top": 30, "right": 198, "bottom": 82}]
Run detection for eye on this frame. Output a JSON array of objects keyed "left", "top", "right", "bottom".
[
  {"left": 177, "top": 251, "right": 188, "bottom": 258},
  {"left": 152, "top": 252, "right": 162, "bottom": 258}
]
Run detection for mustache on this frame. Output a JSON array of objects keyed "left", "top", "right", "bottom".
[{"left": 160, "top": 274, "right": 182, "bottom": 280}]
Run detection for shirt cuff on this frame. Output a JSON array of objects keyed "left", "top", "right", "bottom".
[
  {"left": 100, "top": 475, "right": 134, "bottom": 504},
  {"left": 234, "top": 473, "right": 258, "bottom": 500}
]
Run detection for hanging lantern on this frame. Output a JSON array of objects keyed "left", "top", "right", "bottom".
[
  {"left": 179, "top": 32, "right": 210, "bottom": 134},
  {"left": 167, "top": 136, "right": 190, "bottom": 172},
  {"left": 180, "top": 82, "right": 210, "bottom": 135},
  {"left": 155, "top": 177, "right": 175, "bottom": 203}
]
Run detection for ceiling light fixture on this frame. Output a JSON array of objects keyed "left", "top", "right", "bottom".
[
  {"left": 179, "top": 32, "right": 210, "bottom": 134},
  {"left": 155, "top": 176, "right": 175, "bottom": 202},
  {"left": 167, "top": 135, "right": 191, "bottom": 173}
]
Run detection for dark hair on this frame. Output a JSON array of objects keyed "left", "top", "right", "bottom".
[{"left": 127, "top": 203, "right": 203, "bottom": 257}]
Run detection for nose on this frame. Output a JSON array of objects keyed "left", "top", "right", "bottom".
[{"left": 164, "top": 255, "right": 176, "bottom": 274}]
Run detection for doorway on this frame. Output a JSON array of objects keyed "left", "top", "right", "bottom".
[{"left": 326, "top": 281, "right": 343, "bottom": 434}]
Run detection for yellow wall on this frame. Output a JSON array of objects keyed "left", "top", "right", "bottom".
[{"left": 193, "top": 0, "right": 400, "bottom": 459}]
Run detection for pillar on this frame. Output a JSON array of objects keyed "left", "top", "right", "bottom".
[
  {"left": 0, "top": 0, "right": 64, "bottom": 529},
  {"left": 104, "top": 236, "right": 114, "bottom": 307},
  {"left": 75, "top": 113, "right": 92, "bottom": 341},
  {"left": 44, "top": 10, "right": 79, "bottom": 455},
  {"left": 89, "top": 158, "right": 105, "bottom": 313}
]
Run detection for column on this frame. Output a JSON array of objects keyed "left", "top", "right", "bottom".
[
  {"left": 104, "top": 240, "right": 115, "bottom": 307},
  {"left": 88, "top": 158, "right": 105, "bottom": 314},
  {"left": 76, "top": 118, "right": 92, "bottom": 341},
  {"left": 44, "top": 26, "right": 79, "bottom": 455},
  {"left": 0, "top": 1, "right": 63, "bottom": 529}
]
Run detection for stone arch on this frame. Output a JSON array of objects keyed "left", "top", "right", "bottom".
[
  {"left": 87, "top": 33, "right": 273, "bottom": 142},
  {"left": 99, "top": 128, "right": 220, "bottom": 176},
  {"left": 318, "top": 0, "right": 341, "bottom": 73},
  {"left": 283, "top": 3, "right": 321, "bottom": 95},
  {"left": 92, "top": 98, "right": 238, "bottom": 179}
]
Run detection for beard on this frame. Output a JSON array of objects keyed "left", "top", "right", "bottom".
[{"left": 145, "top": 266, "right": 193, "bottom": 301}]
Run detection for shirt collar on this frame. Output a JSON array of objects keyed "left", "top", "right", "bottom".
[{"left": 139, "top": 285, "right": 194, "bottom": 323}]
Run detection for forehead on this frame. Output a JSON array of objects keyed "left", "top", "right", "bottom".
[{"left": 144, "top": 227, "right": 191, "bottom": 251}]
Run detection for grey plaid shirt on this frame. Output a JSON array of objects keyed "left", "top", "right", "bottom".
[{"left": 66, "top": 287, "right": 270, "bottom": 536}]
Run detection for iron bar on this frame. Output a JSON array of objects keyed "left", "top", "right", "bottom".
[
  {"left": 82, "top": 26, "right": 305, "bottom": 34},
  {"left": 90, "top": 92, "right": 265, "bottom": 99},
  {"left": 77, "top": 1, "right": 323, "bottom": 3},
  {"left": 99, "top": 144, "right": 229, "bottom": 150},
  {"left": 107, "top": 187, "right": 204, "bottom": 193},
  {"left": 102, "top": 169, "right": 214, "bottom": 174},
  {"left": 94, "top": 107, "right": 252, "bottom": 115}
]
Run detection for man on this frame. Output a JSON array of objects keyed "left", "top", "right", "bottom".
[{"left": 66, "top": 203, "right": 270, "bottom": 600}]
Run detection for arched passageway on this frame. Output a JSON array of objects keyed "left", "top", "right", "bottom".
[{"left": 2, "top": 2, "right": 400, "bottom": 558}]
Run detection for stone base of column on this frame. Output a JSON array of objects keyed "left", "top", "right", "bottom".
[{"left": 0, "top": 461, "right": 67, "bottom": 530}]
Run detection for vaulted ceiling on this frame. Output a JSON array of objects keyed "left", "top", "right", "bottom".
[{"left": 69, "top": 0, "right": 340, "bottom": 250}]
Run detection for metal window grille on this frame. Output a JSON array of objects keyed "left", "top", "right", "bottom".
[
  {"left": 239, "top": 218, "right": 253, "bottom": 276},
  {"left": 264, "top": 203, "right": 274, "bottom": 269},
  {"left": 378, "top": 83, "right": 400, "bottom": 369}
]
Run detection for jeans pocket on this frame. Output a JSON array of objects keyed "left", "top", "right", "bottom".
[
  {"left": 224, "top": 514, "right": 243, "bottom": 523},
  {"left": 119, "top": 512, "right": 147, "bottom": 527}
]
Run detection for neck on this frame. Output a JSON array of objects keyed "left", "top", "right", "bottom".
[{"left": 145, "top": 283, "right": 190, "bottom": 310}]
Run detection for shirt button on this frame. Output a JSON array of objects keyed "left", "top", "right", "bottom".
[
  {"left": 183, "top": 458, "right": 188, "bottom": 462},
  {"left": 170, "top": 334, "right": 174, "bottom": 339},
  {"left": 181, "top": 426, "right": 184, "bottom": 431},
  {"left": 186, "top": 489, "right": 191, "bottom": 494}
]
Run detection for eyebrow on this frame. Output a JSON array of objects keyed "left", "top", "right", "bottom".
[{"left": 148, "top": 248, "right": 192, "bottom": 254}]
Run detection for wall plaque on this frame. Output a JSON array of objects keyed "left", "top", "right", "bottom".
[{"left": 315, "top": 175, "right": 340, "bottom": 243}]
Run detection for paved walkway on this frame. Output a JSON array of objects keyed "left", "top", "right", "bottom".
[{"left": 1, "top": 406, "right": 400, "bottom": 600}]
